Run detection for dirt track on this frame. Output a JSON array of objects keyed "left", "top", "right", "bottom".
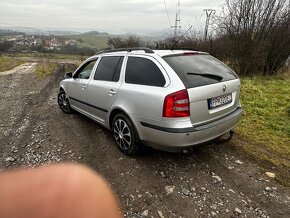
[{"left": 0, "top": 64, "right": 289, "bottom": 218}]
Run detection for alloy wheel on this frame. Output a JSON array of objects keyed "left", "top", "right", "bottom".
[
  {"left": 58, "top": 93, "right": 71, "bottom": 113},
  {"left": 113, "top": 119, "right": 132, "bottom": 150}
]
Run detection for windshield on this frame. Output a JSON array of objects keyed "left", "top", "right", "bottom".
[{"left": 163, "top": 54, "right": 238, "bottom": 88}]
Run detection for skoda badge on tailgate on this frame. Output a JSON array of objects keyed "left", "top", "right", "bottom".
[{"left": 223, "top": 85, "right": 227, "bottom": 92}]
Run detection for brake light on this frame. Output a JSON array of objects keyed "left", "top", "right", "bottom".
[
  {"left": 183, "top": 51, "right": 198, "bottom": 56},
  {"left": 163, "top": 89, "right": 190, "bottom": 118}
]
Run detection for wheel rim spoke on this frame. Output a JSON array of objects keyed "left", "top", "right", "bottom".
[
  {"left": 114, "top": 119, "right": 131, "bottom": 151},
  {"left": 120, "top": 139, "right": 126, "bottom": 150},
  {"left": 63, "top": 105, "right": 69, "bottom": 112},
  {"left": 115, "top": 122, "right": 120, "bottom": 132},
  {"left": 123, "top": 136, "right": 131, "bottom": 145}
]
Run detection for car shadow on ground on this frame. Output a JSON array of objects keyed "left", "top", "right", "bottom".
[{"left": 70, "top": 109, "right": 234, "bottom": 163}]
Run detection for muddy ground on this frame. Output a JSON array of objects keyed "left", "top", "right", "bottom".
[{"left": 0, "top": 63, "right": 289, "bottom": 218}]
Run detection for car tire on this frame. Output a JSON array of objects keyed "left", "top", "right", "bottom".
[
  {"left": 57, "top": 90, "right": 73, "bottom": 114},
  {"left": 112, "top": 113, "right": 141, "bottom": 155}
]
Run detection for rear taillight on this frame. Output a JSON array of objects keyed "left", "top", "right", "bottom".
[{"left": 163, "top": 89, "right": 190, "bottom": 118}]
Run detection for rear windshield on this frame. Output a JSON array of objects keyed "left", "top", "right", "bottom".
[{"left": 163, "top": 54, "right": 238, "bottom": 88}]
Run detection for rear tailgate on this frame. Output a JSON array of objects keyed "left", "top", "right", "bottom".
[
  {"left": 163, "top": 52, "right": 241, "bottom": 125},
  {"left": 188, "top": 79, "right": 240, "bottom": 125}
]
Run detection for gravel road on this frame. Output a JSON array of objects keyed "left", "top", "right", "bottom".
[{"left": 0, "top": 63, "right": 289, "bottom": 218}]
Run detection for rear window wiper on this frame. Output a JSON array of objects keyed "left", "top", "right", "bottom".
[{"left": 187, "top": 72, "right": 223, "bottom": 81}]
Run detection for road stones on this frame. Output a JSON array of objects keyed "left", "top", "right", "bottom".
[
  {"left": 211, "top": 172, "right": 222, "bottom": 184},
  {"left": 157, "top": 210, "right": 165, "bottom": 218},
  {"left": 235, "top": 160, "right": 244, "bottom": 165},
  {"left": 181, "top": 187, "right": 191, "bottom": 196},
  {"left": 234, "top": 207, "right": 242, "bottom": 214},
  {"left": 5, "top": 157, "right": 16, "bottom": 162},
  {"left": 265, "top": 187, "right": 277, "bottom": 192},
  {"left": 165, "top": 186, "right": 175, "bottom": 195},
  {"left": 265, "top": 172, "right": 276, "bottom": 179},
  {"left": 141, "top": 210, "right": 148, "bottom": 217}
]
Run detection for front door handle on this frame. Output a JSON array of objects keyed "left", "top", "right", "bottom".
[
  {"left": 82, "top": 85, "right": 86, "bottom": 90},
  {"left": 108, "top": 89, "right": 116, "bottom": 95}
]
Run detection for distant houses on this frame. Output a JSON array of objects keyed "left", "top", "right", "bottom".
[
  {"left": 43, "top": 38, "right": 77, "bottom": 49},
  {"left": 18, "top": 36, "right": 37, "bottom": 46},
  {"left": 45, "top": 38, "right": 62, "bottom": 49},
  {"left": 1, "top": 35, "right": 39, "bottom": 46},
  {"left": 0, "top": 34, "right": 80, "bottom": 51},
  {"left": 64, "top": 39, "right": 77, "bottom": 46}
]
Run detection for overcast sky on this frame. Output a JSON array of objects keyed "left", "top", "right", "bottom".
[{"left": 0, "top": 0, "right": 224, "bottom": 35}]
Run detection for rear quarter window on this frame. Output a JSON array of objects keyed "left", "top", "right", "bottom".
[
  {"left": 163, "top": 54, "right": 238, "bottom": 88},
  {"left": 125, "top": 57, "right": 166, "bottom": 87}
]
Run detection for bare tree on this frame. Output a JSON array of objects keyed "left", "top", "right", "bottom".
[
  {"left": 107, "top": 35, "right": 142, "bottom": 49},
  {"left": 216, "top": 0, "right": 290, "bottom": 75},
  {"left": 156, "top": 28, "right": 206, "bottom": 50}
]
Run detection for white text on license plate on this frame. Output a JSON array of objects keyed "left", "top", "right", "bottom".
[{"left": 208, "top": 94, "right": 232, "bottom": 109}]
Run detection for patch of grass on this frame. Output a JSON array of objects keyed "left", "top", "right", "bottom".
[
  {"left": 66, "top": 35, "right": 108, "bottom": 49},
  {"left": 0, "top": 56, "right": 25, "bottom": 72},
  {"left": 236, "top": 76, "right": 290, "bottom": 168},
  {"left": 13, "top": 53, "right": 87, "bottom": 62},
  {"left": 35, "top": 60, "right": 58, "bottom": 78}
]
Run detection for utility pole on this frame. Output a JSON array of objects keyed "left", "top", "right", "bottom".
[
  {"left": 203, "top": 9, "right": 215, "bottom": 41},
  {"left": 171, "top": 0, "right": 181, "bottom": 39}
]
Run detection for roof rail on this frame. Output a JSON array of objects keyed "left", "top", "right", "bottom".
[{"left": 95, "top": 47, "right": 154, "bottom": 55}]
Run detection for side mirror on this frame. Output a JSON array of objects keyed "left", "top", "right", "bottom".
[{"left": 64, "top": 72, "right": 73, "bottom": 79}]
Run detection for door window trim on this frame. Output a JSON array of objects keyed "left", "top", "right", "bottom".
[{"left": 73, "top": 57, "right": 99, "bottom": 79}]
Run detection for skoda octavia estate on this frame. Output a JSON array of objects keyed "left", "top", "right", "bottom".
[{"left": 58, "top": 48, "right": 242, "bottom": 155}]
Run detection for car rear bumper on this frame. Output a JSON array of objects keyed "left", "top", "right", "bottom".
[{"left": 136, "top": 107, "right": 242, "bottom": 152}]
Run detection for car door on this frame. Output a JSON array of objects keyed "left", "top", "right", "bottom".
[
  {"left": 86, "top": 56, "right": 124, "bottom": 124},
  {"left": 66, "top": 59, "right": 98, "bottom": 113}
]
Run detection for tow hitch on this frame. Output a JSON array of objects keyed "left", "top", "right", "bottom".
[{"left": 215, "top": 130, "right": 235, "bottom": 144}]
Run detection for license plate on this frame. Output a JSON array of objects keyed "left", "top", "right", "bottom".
[{"left": 208, "top": 93, "right": 232, "bottom": 109}]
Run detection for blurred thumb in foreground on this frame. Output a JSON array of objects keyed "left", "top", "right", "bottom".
[{"left": 0, "top": 164, "right": 122, "bottom": 218}]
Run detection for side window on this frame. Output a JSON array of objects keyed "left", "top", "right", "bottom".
[
  {"left": 75, "top": 59, "right": 97, "bottom": 79},
  {"left": 125, "top": 57, "right": 166, "bottom": 87},
  {"left": 94, "top": 56, "right": 124, "bottom": 82}
]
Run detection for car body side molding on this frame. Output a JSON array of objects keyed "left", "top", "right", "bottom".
[{"left": 70, "top": 97, "right": 108, "bottom": 113}]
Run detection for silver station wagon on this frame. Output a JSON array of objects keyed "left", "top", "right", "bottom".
[{"left": 58, "top": 48, "right": 242, "bottom": 155}]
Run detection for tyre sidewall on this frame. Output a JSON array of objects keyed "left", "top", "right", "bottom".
[
  {"left": 112, "top": 113, "right": 140, "bottom": 155},
  {"left": 57, "top": 90, "right": 73, "bottom": 114}
]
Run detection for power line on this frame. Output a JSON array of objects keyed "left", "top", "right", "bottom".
[
  {"left": 163, "top": 0, "right": 171, "bottom": 27},
  {"left": 203, "top": 9, "right": 215, "bottom": 41},
  {"left": 171, "top": 0, "right": 181, "bottom": 39}
]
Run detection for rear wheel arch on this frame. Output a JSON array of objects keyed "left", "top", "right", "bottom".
[
  {"left": 109, "top": 108, "right": 132, "bottom": 129},
  {"left": 109, "top": 108, "right": 141, "bottom": 142}
]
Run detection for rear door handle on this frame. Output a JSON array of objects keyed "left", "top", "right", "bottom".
[
  {"left": 82, "top": 85, "right": 86, "bottom": 90},
  {"left": 108, "top": 89, "right": 116, "bottom": 95}
]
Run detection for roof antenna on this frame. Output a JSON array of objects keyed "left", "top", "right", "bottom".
[{"left": 171, "top": 26, "right": 192, "bottom": 50}]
